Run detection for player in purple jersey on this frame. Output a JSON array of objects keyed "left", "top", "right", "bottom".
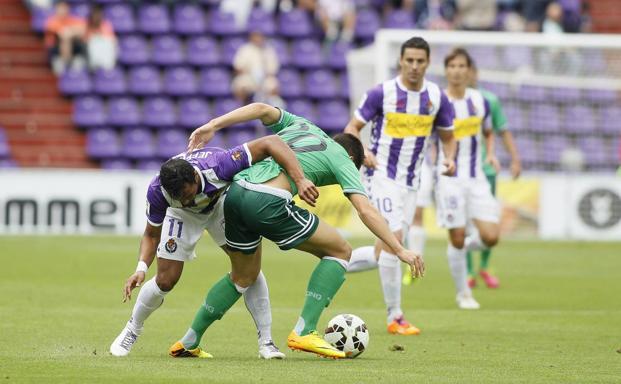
[
  {"left": 110, "top": 132, "right": 318, "bottom": 359},
  {"left": 344, "top": 37, "right": 457, "bottom": 335}
]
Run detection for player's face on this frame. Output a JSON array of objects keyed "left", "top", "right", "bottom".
[
  {"left": 399, "top": 48, "right": 429, "bottom": 85},
  {"left": 445, "top": 55, "right": 470, "bottom": 87},
  {"left": 178, "top": 181, "right": 199, "bottom": 207}
]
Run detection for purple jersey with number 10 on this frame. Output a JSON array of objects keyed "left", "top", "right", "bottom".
[{"left": 145, "top": 144, "right": 252, "bottom": 226}]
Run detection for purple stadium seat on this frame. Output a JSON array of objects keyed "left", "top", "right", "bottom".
[
  {"left": 599, "top": 106, "right": 621, "bottom": 135},
  {"left": 214, "top": 99, "right": 254, "bottom": 130},
  {"left": 142, "top": 97, "right": 176, "bottom": 128},
  {"left": 221, "top": 37, "right": 246, "bottom": 66},
  {"left": 540, "top": 135, "right": 569, "bottom": 166},
  {"left": 0, "top": 128, "right": 10, "bottom": 159},
  {"left": 178, "top": 98, "right": 211, "bottom": 129},
  {"left": 100, "top": 159, "right": 132, "bottom": 170},
  {"left": 205, "top": 133, "right": 226, "bottom": 149},
  {"left": 503, "top": 46, "right": 532, "bottom": 70},
  {"left": 384, "top": 10, "right": 415, "bottom": 29},
  {"left": 59, "top": 69, "right": 91, "bottom": 96},
  {"left": 326, "top": 42, "right": 350, "bottom": 70},
  {"left": 528, "top": 104, "right": 560, "bottom": 133},
  {"left": 107, "top": 97, "right": 141, "bottom": 126},
  {"left": 104, "top": 3, "right": 135, "bottom": 34},
  {"left": 355, "top": 8, "right": 380, "bottom": 40},
  {"left": 31, "top": 7, "right": 53, "bottom": 33},
  {"left": 199, "top": 67, "right": 232, "bottom": 97},
  {"left": 286, "top": 99, "right": 316, "bottom": 121},
  {"left": 563, "top": 105, "right": 595, "bottom": 134},
  {"left": 469, "top": 46, "right": 499, "bottom": 70},
  {"left": 549, "top": 87, "right": 581, "bottom": 103},
  {"left": 157, "top": 130, "right": 188, "bottom": 158},
  {"left": 186, "top": 36, "right": 221, "bottom": 67},
  {"left": 209, "top": 10, "right": 245, "bottom": 36},
  {"left": 316, "top": 100, "right": 349, "bottom": 132},
  {"left": 118, "top": 35, "right": 150, "bottom": 65},
  {"left": 514, "top": 136, "right": 539, "bottom": 165},
  {"left": 173, "top": 4, "right": 206, "bottom": 35},
  {"left": 164, "top": 67, "right": 197, "bottom": 96},
  {"left": 73, "top": 96, "right": 106, "bottom": 127},
  {"left": 93, "top": 67, "right": 126, "bottom": 95},
  {"left": 122, "top": 127, "right": 155, "bottom": 159},
  {"left": 136, "top": 159, "right": 162, "bottom": 171},
  {"left": 480, "top": 82, "right": 511, "bottom": 100},
  {"left": 291, "top": 39, "right": 323, "bottom": 69},
  {"left": 340, "top": 74, "right": 350, "bottom": 99},
  {"left": 269, "top": 38, "right": 291, "bottom": 67},
  {"left": 227, "top": 130, "right": 256, "bottom": 147},
  {"left": 277, "top": 68, "right": 303, "bottom": 99},
  {"left": 503, "top": 104, "right": 525, "bottom": 132},
  {"left": 517, "top": 85, "right": 546, "bottom": 103},
  {"left": 305, "top": 70, "right": 338, "bottom": 99},
  {"left": 151, "top": 35, "right": 184, "bottom": 66},
  {"left": 579, "top": 136, "right": 608, "bottom": 168},
  {"left": 278, "top": 9, "right": 313, "bottom": 38},
  {"left": 138, "top": 4, "right": 170, "bottom": 34},
  {"left": 247, "top": 8, "right": 276, "bottom": 36},
  {"left": 87, "top": 127, "right": 121, "bottom": 159},
  {"left": 128, "top": 66, "right": 162, "bottom": 96},
  {"left": 584, "top": 89, "right": 617, "bottom": 104},
  {"left": 0, "top": 159, "right": 17, "bottom": 168},
  {"left": 71, "top": 3, "right": 90, "bottom": 18}
]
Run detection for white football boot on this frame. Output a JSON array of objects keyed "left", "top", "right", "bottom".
[
  {"left": 456, "top": 291, "right": 481, "bottom": 310},
  {"left": 110, "top": 322, "right": 142, "bottom": 357},
  {"left": 258, "top": 340, "right": 286, "bottom": 359}
]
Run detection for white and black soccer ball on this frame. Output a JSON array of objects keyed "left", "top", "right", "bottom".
[{"left": 324, "top": 314, "right": 369, "bottom": 358}]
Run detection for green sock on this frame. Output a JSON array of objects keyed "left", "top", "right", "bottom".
[
  {"left": 297, "top": 258, "right": 346, "bottom": 336},
  {"left": 181, "top": 274, "right": 241, "bottom": 349},
  {"left": 480, "top": 249, "right": 492, "bottom": 270},
  {"left": 466, "top": 251, "right": 474, "bottom": 276}
]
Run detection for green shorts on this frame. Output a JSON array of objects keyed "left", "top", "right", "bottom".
[{"left": 224, "top": 180, "right": 319, "bottom": 254}]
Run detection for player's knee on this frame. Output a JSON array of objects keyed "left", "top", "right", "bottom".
[
  {"left": 450, "top": 232, "right": 466, "bottom": 249},
  {"left": 334, "top": 240, "right": 352, "bottom": 261},
  {"left": 155, "top": 275, "right": 178, "bottom": 292},
  {"left": 481, "top": 232, "right": 499, "bottom": 248},
  {"left": 230, "top": 273, "right": 257, "bottom": 289}
]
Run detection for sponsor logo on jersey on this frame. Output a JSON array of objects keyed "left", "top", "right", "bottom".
[
  {"left": 165, "top": 238, "right": 178, "bottom": 253},
  {"left": 453, "top": 116, "right": 482, "bottom": 140},
  {"left": 231, "top": 150, "right": 242, "bottom": 161},
  {"left": 385, "top": 112, "right": 433, "bottom": 138}
]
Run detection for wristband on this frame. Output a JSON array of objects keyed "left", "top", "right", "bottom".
[{"left": 136, "top": 260, "right": 149, "bottom": 273}]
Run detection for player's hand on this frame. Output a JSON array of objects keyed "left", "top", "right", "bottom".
[
  {"left": 123, "top": 271, "right": 145, "bottom": 303},
  {"left": 485, "top": 154, "right": 501, "bottom": 173},
  {"left": 295, "top": 178, "right": 319, "bottom": 207},
  {"left": 396, "top": 249, "right": 425, "bottom": 278},
  {"left": 187, "top": 121, "right": 217, "bottom": 152},
  {"left": 363, "top": 148, "right": 378, "bottom": 169},
  {"left": 510, "top": 159, "right": 521, "bottom": 180},
  {"left": 442, "top": 158, "right": 456, "bottom": 176}
]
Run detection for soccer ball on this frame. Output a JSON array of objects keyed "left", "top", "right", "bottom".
[{"left": 324, "top": 314, "right": 369, "bottom": 358}]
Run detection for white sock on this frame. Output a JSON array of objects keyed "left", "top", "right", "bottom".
[
  {"left": 407, "top": 225, "right": 426, "bottom": 255},
  {"left": 347, "top": 246, "right": 378, "bottom": 272},
  {"left": 447, "top": 244, "right": 470, "bottom": 296},
  {"left": 129, "top": 277, "right": 167, "bottom": 332},
  {"left": 378, "top": 250, "right": 403, "bottom": 323},
  {"left": 243, "top": 271, "right": 273, "bottom": 345}
]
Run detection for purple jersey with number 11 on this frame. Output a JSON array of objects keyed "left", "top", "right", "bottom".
[{"left": 145, "top": 145, "right": 252, "bottom": 226}]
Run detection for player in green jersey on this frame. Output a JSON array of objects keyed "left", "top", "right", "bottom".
[
  {"left": 467, "top": 63, "right": 521, "bottom": 289},
  {"left": 169, "top": 103, "right": 425, "bottom": 359}
]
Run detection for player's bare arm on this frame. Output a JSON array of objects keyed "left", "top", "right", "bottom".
[
  {"left": 438, "top": 129, "right": 457, "bottom": 176},
  {"left": 344, "top": 117, "right": 377, "bottom": 169},
  {"left": 500, "top": 130, "right": 521, "bottom": 179},
  {"left": 347, "top": 193, "right": 425, "bottom": 278},
  {"left": 483, "top": 129, "right": 500, "bottom": 172},
  {"left": 123, "top": 222, "right": 161, "bottom": 302}
]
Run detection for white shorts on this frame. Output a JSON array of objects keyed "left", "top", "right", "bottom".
[
  {"left": 366, "top": 175, "right": 417, "bottom": 233},
  {"left": 156, "top": 195, "right": 226, "bottom": 262},
  {"left": 416, "top": 161, "right": 434, "bottom": 208},
  {"left": 435, "top": 176, "right": 500, "bottom": 229}
]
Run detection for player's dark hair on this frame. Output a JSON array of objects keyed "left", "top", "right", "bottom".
[
  {"left": 400, "top": 37, "right": 430, "bottom": 59},
  {"left": 333, "top": 133, "right": 364, "bottom": 170},
  {"left": 159, "top": 158, "right": 196, "bottom": 199},
  {"left": 444, "top": 47, "right": 473, "bottom": 68}
]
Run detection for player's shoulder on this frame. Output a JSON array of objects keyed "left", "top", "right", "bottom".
[
  {"left": 466, "top": 87, "right": 486, "bottom": 104},
  {"left": 479, "top": 88, "right": 500, "bottom": 104}
]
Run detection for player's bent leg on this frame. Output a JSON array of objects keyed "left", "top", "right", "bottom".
[{"left": 473, "top": 220, "right": 501, "bottom": 288}]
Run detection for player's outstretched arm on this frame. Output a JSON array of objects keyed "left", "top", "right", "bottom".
[
  {"left": 438, "top": 129, "right": 457, "bottom": 176},
  {"left": 123, "top": 223, "right": 161, "bottom": 302},
  {"left": 347, "top": 193, "right": 425, "bottom": 278},
  {"left": 246, "top": 135, "right": 319, "bottom": 207},
  {"left": 500, "top": 130, "right": 521, "bottom": 179},
  {"left": 188, "top": 103, "right": 281, "bottom": 151}
]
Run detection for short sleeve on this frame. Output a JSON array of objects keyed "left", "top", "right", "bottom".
[
  {"left": 208, "top": 144, "right": 252, "bottom": 181},
  {"left": 332, "top": 155, "right": 367, "bottom": 197},
  {"left": 483, "top": 98, "right": 492, "bottom": 131},
  {"left": 145, "top": 181, "right": 168, "bottom": 226},
  {"left": 434, "top": 91, "right": 454, "bottom": 130},
  {"left": 490, "top": 97, "right": 508, "bottom": 132},
  {"left": 264, "top": 108, "right": 297, "bottom": 134},
  {"left": 354, "top": 84, "right": 383, "bottom": 123}
]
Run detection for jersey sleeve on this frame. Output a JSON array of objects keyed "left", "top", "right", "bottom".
[
  {"left": 207, "top": 144, "right": 253, "bottom": 181},
  {"left": 434, "top": 91, "right": 454, "bottom": 130},
  {"left": 145, "top": 180, "right": 169, "bottom": 226},
  {"left": 483, "top": 98, "right": 492, "bottom": 132},
  {"left": 354, "top": 84, "right": 383, "bottom": 123},
  {"left": 264, "top": 108, "right": 297, "bottom": 134},
  {"left": 489, "top": 95, "right": 508, "bottom": 133},
  {"left": 331, "top": 155, "right": 367, "bottom": 197}
]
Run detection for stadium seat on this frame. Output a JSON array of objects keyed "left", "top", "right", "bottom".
[
  {"left": 316, "top": 100, "right": 349, "bottom": 132},
  {"left": 178, "top": 98, "right": 211, "bottom": 129},
  {"left": 157, "top": 130, "right": 188, "bottom": 159},
  {"left": 186, "top": 36, "right": 221, "bottom": 67},
  {"left": 128, "top": 66, "right": 162, "bottom": 96},
  {"left": 269, "top": 38, "right": 291, "bottom": 67},
  {"left": 136, "top": 159, "right": 163, "bottom": 171},
  {"left": 59, "top": 69, "right": 91, "bottom": 96},
  {"left": 122, "top": 127, "right": 156, "bottom": 159},
  {"left": 517, "top": 85, "right": 546, "bottom": 103},
  {"left": 326, "top": 42, "right": 350, "bottom": 70},
  {"left": 278, "top": 9, "right": 313, "bottom": 38},
  {"left": 173, "top": 3, "right": 207, "bottom": 35},
  {"left": 205, "top": 133, "right": 226, "bottom": 149},
  {"left": 118, "top": 35, "right": 150, "bottom": 65},
  {"left": 86, "top": 127, "right": 121, "bottom": 159},
  {"left": 528, "top": 104, "right": 560, "bottom": 133},
  {"left": 549, "top": 87, "right": 581, "bottom": 103},
  {"left": 277, "top": 68, "right": 303, "bottom": 99},
  {"left": 305, "top": 69, "right": 338, "bottom": 99},
  {"left": 151, "top": 35, "right": 185, "bottom": 66},
  {"left": 579, "top": 136, "right": 608, "bottom": 168},
  {"left": 540, "top": 135, "right": 569, "bottom": 166},
  {"left": 340, "top": 73, "right": 350, "bottom": 99},
  {"left": 164, "top": 67, "right": 198, "bottom": 97},
  {"left": 0, "top": 128, "right": 10, "bottom": 159},
  {"left": 138, "top": 4, "right": 170, "bottom": 34},
  {"left": 71, "top": 3, "right": 90, "bottom": 18},
  {"left": 214, "top": 99, "right": 254, "bottom": 130},
  {"left": 584, "top": 89, "right": 617, "bottom": 104},
  {"left": 228, "top": 130, "right": 256, "bottom": 147},
  {"left": 93, "top": 67, "right": 127, "bottom": 95},
  {"left": 563, "top": 105, "right": 595, "bottom": 134},
  {"left": 384, "top": 10, "right": 415, "bottom": 29},
  {"left": 355, "top": 8, "right": 380, "bottom": 40},
  {"left": 73, "top": 96, "right": 106, "bottom": 127},
  {"left": 199, "top": 67, "right": 232, "bottom": 97},
  {"left": 469, "top": 46, "right": 499, "bottom": 70},
  {"left": 100, "top": 158, "right": 132, "bottom": 170},
  {"left": 514, "top": 136, "right": 539, "bottom": 166},
  {"left": 480, "top": 81, "right": 512, "bottom": 100},
  {"left": 30, "top": 7, "right": 53, "bottom": 33},
  {"left": 107, "top": 97, "right": 141, "bottom": 126},
  {"left": 0, "top": 159, "right": 17, "bottom": 168},
  {"left": 502, "top": 46, "right": 532, "bottom": 70},
  {"left": 209, "top": 10, "right": 245, "bottom": 36},
  {"left": 142, "top": 97, "right": 177, "bottom": 128},
  {"left": 247, "top": 8, "right": 276, "bottom": 36},
  {"left": 291, "top": 39, "right": 323, "bottom": 69},
  {"left": 221, "top": 37, "right": 247, "bottom": 66},
  {"left": 104, "top": 3, "right": 135, "bottom": 34},
  {"left": 503, "top": 105, "right": 525, "bottom": 132},
  {"left": 286, "top": 99, "right": 316, "bottom": 121},
  {"left": 599, "top": 106, "right": 621, "bottom": 135}
]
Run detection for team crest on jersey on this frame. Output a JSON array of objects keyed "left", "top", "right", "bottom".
[
  {"left": 231, "top": 150, "right": 242, "bottom": 161},
  {"left": 165, "top": 238, "right": 178, "bottom": 253}
]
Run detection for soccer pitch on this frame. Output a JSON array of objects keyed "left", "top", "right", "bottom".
[{"left": 1, "top": 236, "right": 619, "bottom": 383}]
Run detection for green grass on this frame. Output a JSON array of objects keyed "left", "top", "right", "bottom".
[{"left": 1, "top": 236, "right": 620, "bottom": 383}]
